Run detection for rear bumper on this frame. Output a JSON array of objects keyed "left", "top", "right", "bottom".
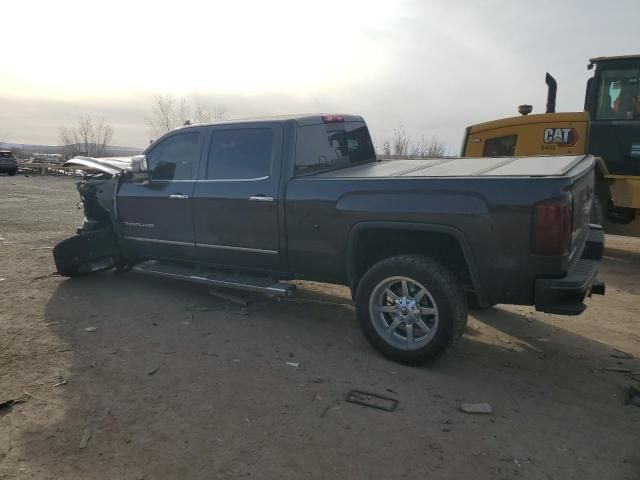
[{"left": 534, "top": 225, "right": 605, "bottom": 315}]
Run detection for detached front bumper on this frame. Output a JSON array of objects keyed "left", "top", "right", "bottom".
[{"left": 534, "top": 225, "right": 605, "bottom": 315}]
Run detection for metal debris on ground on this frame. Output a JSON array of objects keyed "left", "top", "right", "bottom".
[
  {"left": 53, "top": 379, "right": 68, "bottom": 387},
  {"left": 605, "top": 367, "right": 633, "bottom": 373},
  {"left": 79, "top": 427, "right": 92, "bottom": 449},
  {"left": 625, "top": 372, "right": 640, "bottom": 382},
  {"left": 285, "top": 362, "right": 300, "bottom": 368},
  {"left": 345, "top": 390, "right": 398, "bottom": 412},
  {"left": 84, "top": 327, "right": 97, "bottom": 333},
  {"left": 187, "top": 304, "right": 215, "bottom": 312},
  {"left": 147, "top": 367, "right": 159, "bottom": 376},
  {"left": 459, "top": 402, "right": 493, "bottom": 414},
  {"left": 0, "top": 394, "right": 30, "bottom": 410},
  {"left": 610, "top": 350, "right": 635, "bottom": 360},
  {"left": 209, "top": 288, "right": 249, "bottom": 306}
]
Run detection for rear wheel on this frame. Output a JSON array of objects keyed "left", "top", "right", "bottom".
[
  {"left": 355, "top": 255, "right": 468, "bottom": 364},
  {"left": 54, "top": 228, "right": 122, "bottom": 277}
]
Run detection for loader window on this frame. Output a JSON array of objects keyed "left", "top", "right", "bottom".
[
  {"left": 483, "top": 135, "right": 517, "bottom": 157},
  {"left": 595, "top": 68, "right": 640, "bottom": 120}
]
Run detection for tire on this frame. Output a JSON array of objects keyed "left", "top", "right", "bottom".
[
  {"left": 355, "top": 254, "right": 468, "bottom": 364},
  {"left": 590, "top": 197, "right": 604, "bottom": 226},
  {"left": 53, "top": 228, "right": 121, "bottom": 277}
]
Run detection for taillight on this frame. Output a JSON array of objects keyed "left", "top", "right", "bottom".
[
  {"left": 531, "top": 195, "right": 573, "bottom": 255},
  {"left": 322, "top": 114, "right": 345, "bottom": 123}
]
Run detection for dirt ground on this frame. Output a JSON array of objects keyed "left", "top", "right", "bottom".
[{"left": 1, "top": 175, "right": 638, "bottom": 480}]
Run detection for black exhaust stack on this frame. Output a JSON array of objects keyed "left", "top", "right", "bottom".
[{"left": 545, "top": 73, "right": 557, "bottom": 113}]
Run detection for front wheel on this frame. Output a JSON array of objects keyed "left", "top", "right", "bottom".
[{"left": 355, "top": 255, "right": 468, "bottom": 365}]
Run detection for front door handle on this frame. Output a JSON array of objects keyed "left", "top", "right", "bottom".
[
  {"left": 169, "top": 194, "right": 189, "bottom": 199},
  {"left": 249, "top": 195, "right": 274, "bottom": 202}
]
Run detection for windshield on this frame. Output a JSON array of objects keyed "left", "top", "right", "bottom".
[
  {"left": 595, "top": 67, "right": 640, "bottom": 120},
  {"left": 295, "top": 122, "right": 376, "bottom": 175}
]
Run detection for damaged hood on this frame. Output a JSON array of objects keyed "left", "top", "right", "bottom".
[{"left": 64, "top": 156, "right": 133, "bottom": 175}]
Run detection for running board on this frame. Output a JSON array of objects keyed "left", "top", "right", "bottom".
[{"left": 132, "top": 260, "right": 295, "bottom": 297}]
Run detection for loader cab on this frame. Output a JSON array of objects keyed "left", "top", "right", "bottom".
[{"left": 585, "top": 55, "right": 640, "bottom": 177}]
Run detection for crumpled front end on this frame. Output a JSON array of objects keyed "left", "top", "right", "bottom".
[{"left": 54, "top": 157, "right": 131, "bottom": 276}]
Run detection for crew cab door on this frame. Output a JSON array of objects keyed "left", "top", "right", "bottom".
[
  {"left": 118, "top": 129, "right": 204, "bottom": 260},
  {"left": 193, "top": 124, "right": 283, "bottom": 272}
]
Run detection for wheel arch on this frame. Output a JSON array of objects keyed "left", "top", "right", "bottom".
[{"left": 346, "top": 222, "right": 487, "bottom": 305}]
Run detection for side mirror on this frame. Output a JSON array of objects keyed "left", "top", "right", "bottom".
[{"left": 130, "top": 155, "right": 149, "bottom": 173}]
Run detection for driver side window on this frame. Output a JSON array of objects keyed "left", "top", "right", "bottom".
[{"left": 147, "top": 132, "right": 200, "bottom": 180}]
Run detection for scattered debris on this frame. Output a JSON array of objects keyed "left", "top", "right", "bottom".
[
  {"left": 624, "top": 385, "right": 640, "bottom": 407},
  {"left": 625, "top": 373, "right": 640, "bottom": 382},
  {"left": 285, "top": 362, "right": 300, "bottom": 369},
  {"left": 53, "top": 379, "right": 68, "bottom": 387},
  {"left": 79, "top": 427, "right": 92, "bottom": 449},
  {"left": 187, "top": 304, "right": 215, "bottom": 312},
  {"left": 605, "top": 367, "right": 633, "bottom": 373},
  {"left": 345, "top": 390, "right": 398, "bottom": 412},
  {"left": 320, "top": 405, "right": 340, "bottom": 418},
  {"left": 308, "top": 377, "right": 324, "bottom": 384},
  {"left": 209, "top": 288, "right": 249, "bottom": 306},
  {"left": 0, "top": 394, "right": 30, "bottom": 410},
  {"left": 0, "top": 278, "right": 4, "bottom": 282},
  {"left": 84, "top": 326, "right": 97, "bottom": 333},
  {"left": 610, "top": 350, "right": 635, "bottom": 360},
  {"left": 459, "top": 403, "right": 493, "bottom": 414},
  {"left": 32, "top": 272, "right": 59, "bottom": 280},
  {"left": 344, "top": 337, "right": 354, "bottom": 344},
  {"left": 147, "top": 367, "right": 159, "bottom": 376}
]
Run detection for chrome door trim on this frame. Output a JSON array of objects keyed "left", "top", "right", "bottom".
[
  {"left": 124, "top": 236, "right": 195, "bottom": 246},
  {"left": 196, "top": 242, "right": 278, "bottom": 255}
]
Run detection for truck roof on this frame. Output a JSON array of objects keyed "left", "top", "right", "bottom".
[{"left": 179, "top": 113, "right": 365, "bottom": 129}]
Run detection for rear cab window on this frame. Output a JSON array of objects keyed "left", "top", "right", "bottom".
[{"left": 295, "top": 121, "right": 376, "bottom": 175}]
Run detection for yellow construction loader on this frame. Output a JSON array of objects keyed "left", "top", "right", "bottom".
[{"left": 462, "top": 55, "right": 640, "bottom": 236}]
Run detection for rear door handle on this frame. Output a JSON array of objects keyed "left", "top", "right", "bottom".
[
  {"left": 249, "top": 195, "right": 274, "bottom": 202},
  {"left": 169, "top": 194, "right": 189, "bottom": 199}
]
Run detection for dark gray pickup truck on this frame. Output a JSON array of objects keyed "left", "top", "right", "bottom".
[{"left": 55, "top": 114, "right": 605, "bottom": 363}]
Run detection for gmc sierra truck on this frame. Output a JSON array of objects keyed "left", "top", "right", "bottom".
[{"left": 54, "top": 114, "right": 605, "bottom": 364}]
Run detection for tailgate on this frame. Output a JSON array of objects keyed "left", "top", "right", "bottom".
[{"left": 568, "top": 157, "right": 596, "bottom": 259}]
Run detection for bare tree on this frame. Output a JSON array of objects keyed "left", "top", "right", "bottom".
[
  {"left": 145, "top": 94, "right": 228, "bottom": 137},
  {"left": 378, "top": 125, "right": 447, "bottom": 159},
  {"left": 391, "top": 125, "right": 410, "bottom": 158},
  {"left": 410, "top": 135, "right": 447, "bottom": 158},
  {"left": 60, "top": 116, "right": 114, "bottom": 158}
]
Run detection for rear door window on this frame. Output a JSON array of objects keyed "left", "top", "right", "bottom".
[
  {"left": 147, "top": 132, "right": 201, "bottom": 180},
  {"left": 295, "top": 122, "right": 376, "bottom": 175},
  {"left": 207, "top": 128, "right": 273, "bottom": 180}
]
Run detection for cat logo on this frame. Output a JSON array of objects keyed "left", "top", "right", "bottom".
[{"left": 543, "top": 127, "right": 579, "bottom": 147}]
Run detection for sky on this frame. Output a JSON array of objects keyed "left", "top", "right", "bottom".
[{"left": 1, "top": 0, "right": 639, "bottom": 152}]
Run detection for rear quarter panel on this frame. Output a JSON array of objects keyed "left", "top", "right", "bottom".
[{"left": 285, "top": 175, "right": 575, "bottom": 304}]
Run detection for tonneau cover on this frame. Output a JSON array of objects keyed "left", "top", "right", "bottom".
[{"left": 317, "top": 155, "right": 592, "bottom": 178}]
